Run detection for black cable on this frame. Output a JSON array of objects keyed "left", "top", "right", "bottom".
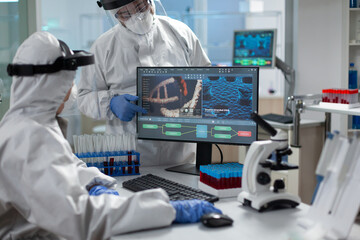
[{"left": 214, "top": 144, "right": 223, "bottom": 164}]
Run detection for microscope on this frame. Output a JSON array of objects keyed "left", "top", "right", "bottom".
[{"left": 238, "top": 112, "right": 300, "bottom": 212}]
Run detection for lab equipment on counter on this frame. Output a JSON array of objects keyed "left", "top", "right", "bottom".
[
  {"left": 321, "top": 88, "right": 359, "bottom": 106},
  {"left": 238, "top": 112, "right": 300, "bottom": 212},
  {"left": 298, "top": 132, "right": 360, "bottom": 240},
  {"left": 122, "top": 174, "right": 219, "bottom": 202},
  {"left": 198, "top": 163, "right": 243, "bottom": 198},
  {"left": 73, "top": 134, "right": 140, "bottom": 176}
]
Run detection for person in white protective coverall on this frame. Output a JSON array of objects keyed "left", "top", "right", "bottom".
[
  {"left": 78, "top": 0, "right": 211, "bottom": 166},
  {"left": 0, "top": 31, "right": 221, "bottom": 240}
]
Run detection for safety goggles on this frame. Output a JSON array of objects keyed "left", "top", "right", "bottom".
[
  {"left": 7, "top": 40, "right": 94, "bottom": 77},
  {"left": 115, "top": 0, "right": 150, "bottom": 21}
]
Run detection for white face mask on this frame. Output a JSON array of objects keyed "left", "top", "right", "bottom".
[{"left": 124, "top": 8, "right": 154, "bottom": 35}]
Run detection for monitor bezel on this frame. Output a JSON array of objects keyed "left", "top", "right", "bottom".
[
  {"left": 136, "top": 66, "right": 259, "bottom": 146},
  {"left": 232, "top": 28, "right": 277, "bottom": 68}
]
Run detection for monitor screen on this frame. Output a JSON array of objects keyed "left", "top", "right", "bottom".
[
  {"left": 233, "top": 29, "right": 277, "bottom": 68},
  {"left": 137, "top": 67, "right": 258, "bottom": 175},
  {"left": 137, "top": 67, "right": 258, "bottom": 145}
]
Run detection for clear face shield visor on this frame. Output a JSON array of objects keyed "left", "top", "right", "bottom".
[
  {"left": 113, "top": 0, "right": 151, "bottom": 22},
  {"left": 97, "top": 0, "right": 166, "bottom": 34}
]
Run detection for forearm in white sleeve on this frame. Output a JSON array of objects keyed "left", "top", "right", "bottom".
[
  {"left": 9, "top": 130, "right": 175, "bottom": 240},
  {"left": 72, "top": 154, "right": 117, "bottom": 190}
]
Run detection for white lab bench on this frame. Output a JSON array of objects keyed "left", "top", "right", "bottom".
[{"left": 112, "top": 165, "right": 360, "bottom": 240}]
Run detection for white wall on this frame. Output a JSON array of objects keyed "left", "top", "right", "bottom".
[{"left": 294, "top": 0, "right": 344, "bottom": 131}]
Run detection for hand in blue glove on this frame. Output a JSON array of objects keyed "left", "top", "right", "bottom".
[
  {"left": 110, "top": 94, "right": 147, "bottom": 122},
  {"left": 170, "top": 200, "right": 222, "bottom": 223},
  {"left": 89, "top": 185, "right": 119, "bottom": 196}
]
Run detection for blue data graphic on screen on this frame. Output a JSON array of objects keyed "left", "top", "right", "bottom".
[
  {"left": 137, "top": 67, "right": 258, "bottom": 145},
  {"left": 233, "top": 29, "right": 276, "bottom": 68}
]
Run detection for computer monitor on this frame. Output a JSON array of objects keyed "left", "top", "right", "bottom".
[
  {"left": 137, "top": 67, "right": 259, "bottom": 175},
  {"left": 233, "top": 29, "right": 277, "bottom": 68}
]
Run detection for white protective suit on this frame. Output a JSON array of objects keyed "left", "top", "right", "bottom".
[
  {"left": 78, "top": 15, "right": 211, "bottom": 166},
  {"left": 0, "top": 31, "right": 175, "bottom": 240}
]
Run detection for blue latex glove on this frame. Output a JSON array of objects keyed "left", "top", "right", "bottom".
[
  {"left": 89, "top": 185, "right": 119, "bottom": 196},
  {"left": 110, "top": 94, "right": 147, "bottom": 122},
  {"left": 170, "top": 200, "right": 222, "bottom": 223}
]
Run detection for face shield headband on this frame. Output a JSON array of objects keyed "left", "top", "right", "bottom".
[
  {"left": 97, "top": 0, "right": 142, "bottom": 10},
  {"left": 7, "top": 40, "right": 95, "bottom": 77}
]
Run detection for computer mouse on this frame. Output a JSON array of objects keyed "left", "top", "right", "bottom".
[{"left": 200, "top": 213, "right": 233, "bottom": 228}]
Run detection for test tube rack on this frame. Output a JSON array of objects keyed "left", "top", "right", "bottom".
[
  {"left": 198, "top": 163, "right": 243, "bottom": 198},
  {"left": 75, "top": 150, "right": 140, "bottom": 177},
  {"left": 321, "top": 89, "right": 360, "bottom": 108}
]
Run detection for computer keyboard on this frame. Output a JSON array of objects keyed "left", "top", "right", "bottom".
[
  {"left": 122, "top": 174, "right": 219, "bottom": 203},
  {"left": 261, "top": 113, "right": 293, "bottom": 124}
]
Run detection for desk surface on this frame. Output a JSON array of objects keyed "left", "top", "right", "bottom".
[{"left": 113, "top": 166, "right": 360, "bottom": 240}]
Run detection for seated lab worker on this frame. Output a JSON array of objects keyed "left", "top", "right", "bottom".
[
  {"left": 0, "top": 31, "right": 221, "bottom": 240},
  {"left": 78, "top": 0, "right": 211, "bottom": 166}
]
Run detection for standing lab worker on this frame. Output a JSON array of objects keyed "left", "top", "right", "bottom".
[
  {"left": 78, "top": 0, "right": 211, "bottom": 166},
  {"left": 0, "top": 32, "right": 220, "bottom": 240}
]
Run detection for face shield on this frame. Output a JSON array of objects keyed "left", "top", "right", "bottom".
[
  {"left": 7, "top": 39, "right": 95, "bottom": 118},
  {"left": 7, "top": 40, "right": 94, "bottom": 77},
  {"left": 97, "top": 0, "right": 167, "bottom": 35}
]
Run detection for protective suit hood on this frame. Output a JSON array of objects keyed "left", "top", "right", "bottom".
[{"left": 8, "top": 32, "right": 75, "bottom": 123}]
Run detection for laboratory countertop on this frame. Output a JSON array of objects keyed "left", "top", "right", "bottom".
[{"left": 113, "top": 165, "right": 360, "bottom": 240}]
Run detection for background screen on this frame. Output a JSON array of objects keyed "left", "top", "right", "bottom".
[{"left": 233, "top": 29, "right": 276, "bottom": 68}]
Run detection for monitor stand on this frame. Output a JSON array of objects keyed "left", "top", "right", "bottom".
[{"left": 165, "top": 142, "right": 212, "bottom": 176}]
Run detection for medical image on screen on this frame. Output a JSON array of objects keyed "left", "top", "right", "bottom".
[
  {"left": 233, "top": 30, "right": 275, "bottom": 67},
  {"left": 137, "top": 67, "right": 258, "bottom": 145},
  {"left": 234, "top": 33, "right": 273, "bottom": 58},
  {"left": 202, "top": 76, "right": 253, "bottom": 120},
  {"left": 141, "top": 76, "right": 202, "bottom": 118}
]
